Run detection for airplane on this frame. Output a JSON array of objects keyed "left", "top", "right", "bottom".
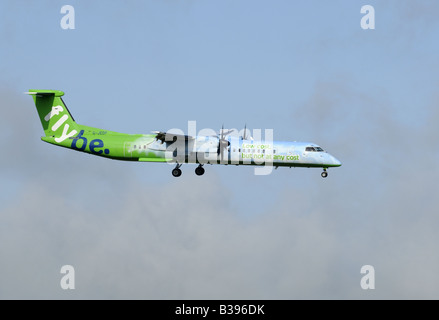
[{"left": 26, "top": 89, "right": 341, "bottom": 178}]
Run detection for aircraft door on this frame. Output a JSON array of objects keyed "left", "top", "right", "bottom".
[
  {"left": 302, "top": 146, "right": 317, "bottom": 164},
  {"left": 124, "top": 142, "right": 132, "bottom": 158},
  {"left": 302, "top": 147, "right": 309, "bottom": 158}
]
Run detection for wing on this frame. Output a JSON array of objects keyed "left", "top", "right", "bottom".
[{"left": 152, "top": 131, "right": 196, "bottom": 144}]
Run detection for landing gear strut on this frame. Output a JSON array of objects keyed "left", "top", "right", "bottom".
[
  {"left": 321, "top": 168, "right": 328, "bottom": 178},
  {"left": 172, "top": 163, "right": 182, "bottom": 177},
  {"left": 195, "top": 165, "right": 205, "bottom": 176}
]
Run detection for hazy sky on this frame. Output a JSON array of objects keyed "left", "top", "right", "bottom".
[{"left": 1, "top": 0, "right": 439, "bottom": 299}]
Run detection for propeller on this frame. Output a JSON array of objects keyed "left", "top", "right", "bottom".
[
  {"left": 242, "top": 124, "right": 248, "bottom": 140},
  {"left": 217, "top": 124, "right": 230, "bottom": 161},
  {"left": 241, "top": 124, "right": 253, "bottom": 140}
]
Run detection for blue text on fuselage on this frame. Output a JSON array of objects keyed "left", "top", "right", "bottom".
[{"left": 71, "top": 130, "right": 110, "bottom": 155}]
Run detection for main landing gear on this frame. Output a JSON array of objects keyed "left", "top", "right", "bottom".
[
  {"left": 321, "top": 168, "right": 328, "bottom": 178},
  {"left": 172, "top": 164, "right": 182, "bottom": 177},
  {"left": 171, "top": 164, "right": 205, "bottom": 177},
  {"left": 195, "top": 165, "right": 205, "bottom": 176}
]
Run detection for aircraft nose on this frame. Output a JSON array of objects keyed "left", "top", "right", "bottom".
[{"left": 332, "top": 155, "right": 342, "bottom": 167}]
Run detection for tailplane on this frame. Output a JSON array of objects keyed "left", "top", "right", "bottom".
[{"left": 26, "top": 90, "right": 80, "bottom": 143}]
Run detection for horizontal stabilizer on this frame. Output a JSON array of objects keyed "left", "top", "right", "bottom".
[{"left": 24, "top": 90, "right": 65, "bottom": 97}]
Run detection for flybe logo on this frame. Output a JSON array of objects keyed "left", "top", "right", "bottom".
[
  {"left": 71, "top": 130, "right": 110, "bottom": 155},
  {"left": 45, "top": 105, "right": 110, "bottom": 155},
  {"left": 45, "top": 105, "right": 77, "bottom": 143}
]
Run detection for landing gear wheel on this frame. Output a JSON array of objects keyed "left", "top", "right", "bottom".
[
  {"left": 172, "top": 168, "right": 182, "bottom": 177},
  {"left": 195, "top": 166, "right": 205, "bottom": 176},
  {"left": 321, "top": 171, "right": 328, "bottom": 178}
]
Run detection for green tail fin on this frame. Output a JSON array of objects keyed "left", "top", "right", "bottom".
[{"left": 26, "top": 89, "right": 80, "bottom": 143}]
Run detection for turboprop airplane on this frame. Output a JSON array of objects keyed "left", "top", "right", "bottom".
[{"left": 26, "top": 90, "right": 341, "bottom": 178}]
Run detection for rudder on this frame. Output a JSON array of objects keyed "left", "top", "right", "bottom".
[{"left": 26, "top": 89, "right": 80, "bottom": 143}]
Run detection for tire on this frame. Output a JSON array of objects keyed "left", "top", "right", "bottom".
[
  {"left": 195, "top": 167, "right": 205, "bottom": 176},
  {"left": 321, "top": 171, "right": 328, "bottom": 178},
  {"left": 172, "top": 168, "right": 182, "bottom": 177}
]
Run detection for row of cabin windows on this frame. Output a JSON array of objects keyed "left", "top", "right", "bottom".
[
  {"left": 239, "top": 149, "right": 276, "bottom": 154},
  {"left": 131, "top": 145, "right": 277, "bottom": 154}
]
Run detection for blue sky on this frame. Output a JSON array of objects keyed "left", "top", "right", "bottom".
[{"left": 1, "top": 0, "right": 439, "bottom": 299}]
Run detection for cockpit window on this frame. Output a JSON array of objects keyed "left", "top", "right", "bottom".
[{"left": 306, "top": 146, "right": 325, "bottom": 152}]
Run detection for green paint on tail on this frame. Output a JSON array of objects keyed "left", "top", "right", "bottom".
[{"left": 28, "top": 90, "right": 80, "bottom": 142}]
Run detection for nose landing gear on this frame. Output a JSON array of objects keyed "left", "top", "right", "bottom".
[{"left": 321, "top": 168, "right": 328, "bottom": 178}]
